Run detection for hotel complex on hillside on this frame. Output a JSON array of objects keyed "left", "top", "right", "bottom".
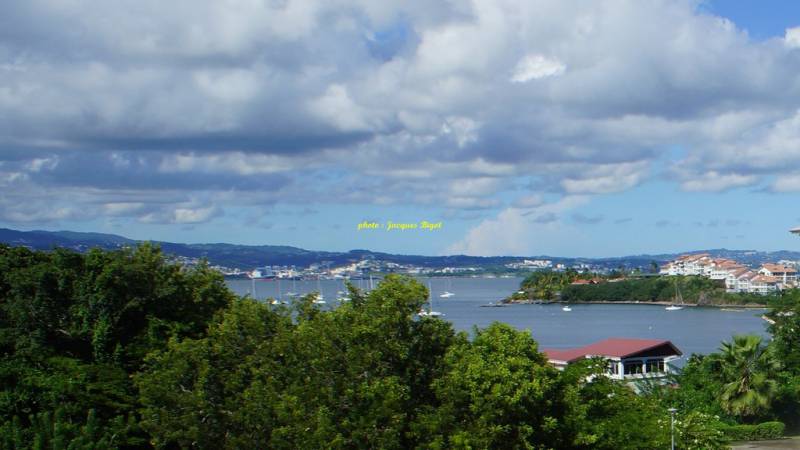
[{"left": 660, "top": 253, "right": 797, "bottom": 294}]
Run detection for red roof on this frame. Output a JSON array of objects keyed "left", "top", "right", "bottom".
[
  {"left": 761, "top": 263, "right": 797, "bottom": 274},
  {"left": 543, "top": 338, "right": 682, "bottom": 363}
]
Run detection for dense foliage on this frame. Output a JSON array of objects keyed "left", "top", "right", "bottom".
[
  {"left": 514, "top": 270, "right": 780, "bottom": 305},
  {"left": 719, "top": 421, "right": 785, "bottom": 441},
  {"left": 517, "top": 269, "right": 586, "bottom": 300},
  {"left": 0, "top": 244, "right": 233, "bottom": 448},
  {"left": 561, "top": 277, "right": 736, "bottom": 303},
  {"left": 2, "top": 246, "right": 800, "bottom": 448}
]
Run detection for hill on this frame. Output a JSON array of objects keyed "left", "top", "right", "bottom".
[{"left": 2, "top": 227, "right": 799, "bottom": 271}]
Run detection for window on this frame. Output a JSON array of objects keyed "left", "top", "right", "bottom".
[
  {"left": 646, "top": 360, "right": 665, "bottom": 373},
  {"left": 623, "top": 360, "right": 643, "bottom": 375},
  {"left": 607, "top": 361, "right": 619, "bottom": 375}
]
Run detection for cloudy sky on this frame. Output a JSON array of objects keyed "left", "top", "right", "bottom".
[{"left": 3, "top": 0, "right": 800, "bottom": 257}]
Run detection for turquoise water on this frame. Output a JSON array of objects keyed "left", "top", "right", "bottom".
[{"left": 226, "top": 276, "right": 769, "bottom": 362}]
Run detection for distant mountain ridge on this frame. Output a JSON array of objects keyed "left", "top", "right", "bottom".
[{"left": 1, "top": 227, "right": 799, "bottom": 271}]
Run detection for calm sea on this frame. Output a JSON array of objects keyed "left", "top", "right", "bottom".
[{"left": 226, "top": 276, "right": 769, "bottom": 363}]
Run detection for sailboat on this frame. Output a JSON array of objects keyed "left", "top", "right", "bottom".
[
  {"left": 337, "top": 279, "right": 350, "bottom": 302},
  {"left": 419, "top": 281, "right": 443, "bottom": 317},
  {"left": 313, "top": 276, "right": 326, "bottom": 304},
  {"left": 665, "top": 279, "right": 684, "bottom": 311},
  {"left": 439, "top": 277, "right": 455, "bottom": 298},
  {"left": 286, "top": 277, "right": 298, "bottom": 298}
]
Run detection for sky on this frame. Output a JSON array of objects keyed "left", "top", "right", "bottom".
[{"left": 3, "top": 0, "right": 800, "bottom": 257}]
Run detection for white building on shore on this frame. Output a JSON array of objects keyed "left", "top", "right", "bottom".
[
  {"left": 661, "top": 253, "right": 794, "bottom": 294},
  {"left": 758, "top": 263, "right": 797, "bottom": 286}
]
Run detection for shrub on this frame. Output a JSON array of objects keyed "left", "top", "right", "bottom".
[{"left": 721, "top": 421, "right": 785, "bottom": 441}]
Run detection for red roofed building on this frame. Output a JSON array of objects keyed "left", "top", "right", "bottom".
[
  {"left": 570, "top": 279, "right": 594, "bottom": 285},
  {"left": 758, "top": 263, "right": 797, "bottom": 286},
  {"left": 543, "top": 338, "right": 682, "bottom": 380}
]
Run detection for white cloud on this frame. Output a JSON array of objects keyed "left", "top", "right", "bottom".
[
  {"left": 139, "top": 205, "right": 220, "bottom": 224},
  {"left": 785, "top": 26, "right": 800, "bottom": 48},
  {"left": 441, "top": 116, "right": 480, "bottom": 147},
  {"left": 158, "top": 152, "right": 300, "bottom": 175},
  {"left": 680, "top": 171, "right": 757, "bottom": 192},
  {"left": 447, "top": 195, "right": 588, "bottom": 255},
  {"left": 193, "top": 69, "right": 261, "bottom": 103},
  {"left": 771, "top": 174, "right": 800, "bottom": 192},
  {"left": 174, "top": 206, "right": 218, "bottom": 224},
  {"left": 510, "top": 54, "right": 566, "bottom": 82},
  {"left": 446, "top": 207, "right": 531, "bottom": 256},
  {"left": 103, "top": 202, "right": 147, "bottom": 216},
  {"left": 561, "top": 162, "right": 649, "bottom": 194},
  {"left": 308, "top": 84, "right": 375, "bottom": 132}
]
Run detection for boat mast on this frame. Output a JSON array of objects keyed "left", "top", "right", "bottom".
[
  {"left": 674, "top": 278, "right": 683, "bottom": 304},
  {"left": 428, "top": 281, "right": 433, "bottom": 313}
]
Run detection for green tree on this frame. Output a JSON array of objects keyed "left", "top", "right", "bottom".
[
  {"left": 419, "top": 323, "right": 581, "bottom": 449},
  {"left": 674, "top": 411, "right": 729, "bottom": 450},
  {"left": 137, "top": 275, "right": 456, "bottom": 449},
  {"left": 0, "top": 244, "right": 231, "bottom": 448},
  {"left": 718, "top": 335, "right": 779, "bottom": 421},
  {"left": 568, "top": 363, "right": 669, "bottom": 450}
]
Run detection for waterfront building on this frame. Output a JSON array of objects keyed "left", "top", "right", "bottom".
[
  {"left": 758, "top": 263, "right": 797, "bottom": 286},
  {"left": 662, "top": 253, "right": 790, "bottom": 294},
  {"left": 750, "top": 274, "right": 779, "bottom": 294},
  {"left": 543, "top": 338, "right": 682, "bottom": 381},
  {"left": 734, "top": 270, "right": 756, "bottom": 293},
  {"left": 660, "top": 253, "right": 710, "bottom": 276},
  {"left": 709, "top": 259, "right": 743, "bottom": 280}
]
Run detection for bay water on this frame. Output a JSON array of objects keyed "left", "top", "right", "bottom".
[{"left": 226, "top": 276, "right": 769, "bottom": 363}]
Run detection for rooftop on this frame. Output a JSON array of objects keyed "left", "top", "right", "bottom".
[
  {"left": 543, "top": 338, "right": 682, "bottom": 363},
  {"left": 761, "top": 263, "right": 797, "bottom": 273}
]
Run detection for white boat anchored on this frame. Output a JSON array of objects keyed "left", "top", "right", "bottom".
[
  {"left": 666, "top": 279, "right": 684, "bottom": 311},
  {"left": 312, "top": 276, "right": 326, "bottom": 304},
  {"left": 286, "top": 278, "right": 299, "bottom": 297},
  {"left": 439, "top": 277, "right": 456, "bottom": 298},
  {"left": 562, "top": 305, "right": 572, "bottom": 312},
  {"left": 420, "top": 281, "right": 444, "bottom": 317}
]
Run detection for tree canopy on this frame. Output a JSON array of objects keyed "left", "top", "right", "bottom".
[{"left": 3, "top": 245, "right": 800, "bottom": 448}]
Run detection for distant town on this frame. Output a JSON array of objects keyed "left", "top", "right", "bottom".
[
  {"left": 660, "top": 254, "right": 796, "bottom": 295},
  {"left": 4, "top": 227, "right": 800, "bottom": 295},
  {"left": 174, "top": 255, "right": 634, "bottom": 281},
  {"left": 185, "top": 253, "right": 800, "bottom": 299}
]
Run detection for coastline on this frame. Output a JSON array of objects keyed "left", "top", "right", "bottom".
[{"left": 505, "top": 299, "right": 768, "bottom": 309}]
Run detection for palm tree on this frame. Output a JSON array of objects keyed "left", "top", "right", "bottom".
[{"left": 718, "top": 335, "right": 780, "bottom": 420}]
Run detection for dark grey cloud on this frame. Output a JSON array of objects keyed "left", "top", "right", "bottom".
[
  {"left": 530, "top": 212, "right": 558, "bottom": 224},
  {"left": 571, "top": 213, "right": 604, "bottom": 225}
]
